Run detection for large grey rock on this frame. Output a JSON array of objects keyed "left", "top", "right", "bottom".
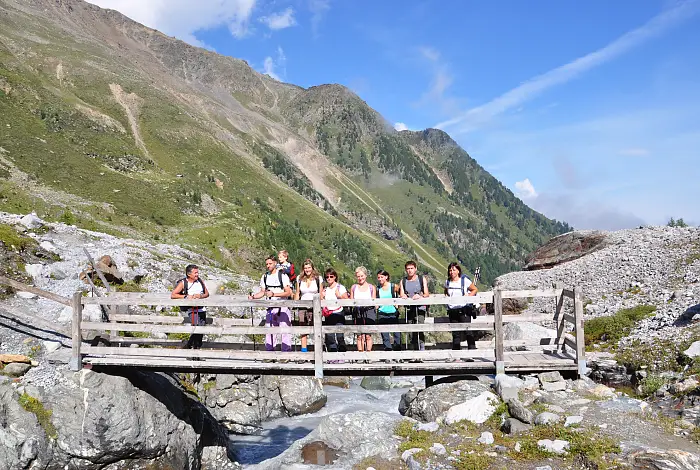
[
  {"left": 534, "top": 412, "right": 561, "bottom": 426},
  {"left": 523, "top": 230, "right": 608, "bottom": 270},
  {"left": 20, "top": 212, "right": 45, "bottom": 229},
  {"left": 501, "top": 417, "right": 532, "bottom": 434},
  {"left": 506, "top": 398, "right": 533, "bottom": 424},
  {"left": 683, "top": 341, "right": 700, "bottom": 358},
  {"left": 538, "top": 371, "right": 563, "bottom": 383},
  {"left": 399, "top": 380, "right": 489, "bottom": 422},
  {"left": 537, "top": 439, "right": 569, "bottom": 455},
  {"left": 252, "top": 411, "right": 401, "bottom": 470},
  {"left": 627, "top": 448, "right": 700, "bottom": 470},
  {"left": 201, "top": 375, "right": 326, "bottom": 434},
  {"left": 360, "top": 376, "right": 391, "bottom": 391},
  {"left": 2, "top": 362, "right": 32, "bottom": 377},
  {"left": 494, "top": 374, "right": 524, "bottom": 401},
  {"left": 30, "top": 369, "right": 233, "bottom": 469},
  {"left": 0, "top": 383, "right": 52, "bottom": 469}
]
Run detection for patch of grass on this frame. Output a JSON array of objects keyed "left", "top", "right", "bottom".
[
  {"left": 584, "top": 305, "right": 656, "bottom": 347},
  {"left": 0, "top": 223, "right": 34, "bottom": 251},
  {"left": 513, "top": 424, "right": 620, "bottom": 466},
  {"left": 353, "top": 455, "right": 406, "bottom": 470},
  {"left": 616, "top": 330, "right": 700, "bottom": 372},
  {"left": 168, "top": 333, "right": 190, "bottom": 341},
  {"left": 114, "top": 280, "right": 147, "bottom": 293},
  {"left": 27, "top": 344, "right": 42, "bottom": 359},
  {"left": 625, "top": 285, "right": 642, "bottom": 295},
  {"left": 202, "top": 379, "right": 217, "bottom": 392},
  {"left": 118, "top": 330, "right": 151, "bottom": 339},
  {"left": 485, "top": 399, "right": 509, "bottom": 427},
  {"left": 18, "top": 392, "right": 57, "bottom": 439}
]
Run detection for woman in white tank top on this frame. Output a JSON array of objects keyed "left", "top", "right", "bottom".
[
  {"left": 294, "top": 259, "right": 324, "bottom": 353},
  {"left": 350, "top": 266, "right": 376, "bottom": 353}
]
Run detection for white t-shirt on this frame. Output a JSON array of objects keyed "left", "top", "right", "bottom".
[
  {"left": 323, "top": 283, "right": 347, "bottom": 314},
  {"left": 184, "top": 279, "right": 206, "bottom": 313},
  {"left": 446, "top": 276, "right": 472, "bottom": 309},
  {"left": 298, "top": 276, "right": 323, "bottom": 301},
  {"left": 260, "top": 270, "right": 290, "bottom": 301}
]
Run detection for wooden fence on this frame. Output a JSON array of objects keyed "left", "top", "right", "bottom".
[{"left": 68, "top": 286, "right": 586, "bottom": 378}]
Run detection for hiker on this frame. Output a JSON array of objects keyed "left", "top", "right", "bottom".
[
  {"left": 248, "top": 255, "right": 293, "bottom": 353},
  {"left": 350, "top": 266, "right": 377, "bottom": 352},
  {"left": 444, "top": 262, "right": 478, "bottom": 352},
  {"left": 377, "top": 270, "right": 401, "bottom": 352},
  {"left": 322, "top": 268, "right": 348, "bottom": 354},
  {"left": 171, "top": 264, "right": 210, "bottom": 351},
  {"left": 294, "top": 259, "right": 324, "bottom": 353},
  {"left": 277, "top": 250, "right": 296, "bottom": 288},
  {"left": 399, "top": 260, "right": 430, "bottom": 351}
]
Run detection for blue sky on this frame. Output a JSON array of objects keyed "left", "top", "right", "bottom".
[{"left": 89, "top": 0, "right": 700, "bottom": 230}]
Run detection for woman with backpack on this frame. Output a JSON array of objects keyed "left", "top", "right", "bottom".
[
  {"left": 444, "top": 262, "right": 478, "bottom": 353},
  {"left": 377, "top": 270, "right": 401, "bottom": 352},
  {"left": 294, "top": 259, "right": 324, "bottom": 353},
  {"left": 322, "top": 268, "right": 348, "bottom": 354},
  {"left": 350, "top": 266, "right": 377, "bottom": 353}
]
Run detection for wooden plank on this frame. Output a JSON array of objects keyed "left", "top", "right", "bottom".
[
  {"left": 81, "top": 293, "right": 493, "bottom": 308},
  {"left": 0, "top": 274, "right": 71, "bottom": 306},
  {"left": 494, "top": 289, "right": 504, "bottom": 366},
  {"left": 324, "top": 349, "right": 494, "bottom": 361},
  {"left": 501, "top": 289, "right": 562, "bottom": 299},
  {"left": 321, "top": 323, "right": 494, "bottom": 334},
  {"left": 108, "top": 314, "right": 265, "bottom": 326},
  {"left": 573, "top": 286, "right": 586, "bottom": 376},
  {"left": 0, "top": 305, "right": 71, "bottom": 338},
  {"left": 563, "top": 314, "right": 576, "bottom": 324},
  {"left": 554, "top": 282, "right": 566, "bottom": 352},
  {"left": 70, "top": 292, "right": 83, "bottom": 371},
  {"left": 83, "top": 346, "right": 312, "bottom": 361},
  {"left": 81, "top": 322, "right": 313, "bottom": 335},
  {"left": 501, "top": 314, "right": 557, "bottom": 323},
  {"left": 564, "top": 337, "right": 577, "bottom": 350},
  {"left": 84, "top": 356, "right": 315, "bottom": 371},
  {"left": 562, "top": 289, "right": 575, "bottom": 299},
  {"left": 312, "top": 294, "right": 323, "bottom": 378}
]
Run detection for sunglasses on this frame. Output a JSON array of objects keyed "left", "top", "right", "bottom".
[{"left": 325, "top": 275, "right": 335, "bottom": 279}]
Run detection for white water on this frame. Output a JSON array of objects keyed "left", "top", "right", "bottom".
[{"left": 230, "top": 379, "right": 419, "bottom": 466}]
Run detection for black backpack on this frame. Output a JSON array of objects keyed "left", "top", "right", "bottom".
[
  {"left": 401, "top": 275, "right": 429, "bottom": 314},
  {"left": 263, "top": 270, "right": 285, "bottom": 291},
  {"left": 179, "top": 277, "right": 206, "bottom": 312}
]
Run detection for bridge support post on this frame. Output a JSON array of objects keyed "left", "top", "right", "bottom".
[
  {"left": 69, "top": 291, "right": 83, "bottom": 371},
  {"left": 553, "top": 282, "right": 565, "bottom": 352},
  {"left": 494, "top": 288, "right": 504, "bottom": 374},
  {"left": 425, "top": 376, "right": 433, "bottom": 387},
  {"left": 573, "top": 287, "right": 587, "bottom": 377},
  {"left": 312, "top": 294, "right": 324, "bottom": 379}
]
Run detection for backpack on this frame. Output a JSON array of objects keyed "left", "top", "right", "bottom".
[
  {"left": 445, "top": 274, "right": 477, "bottom": 318},
  {"left": 279, "top": 263, "right": 296, "bottom": 283},
  {"left": 376, "top": 282, "right": 398, "bottom": 298},
  {"left": 179, "top": 278, "right": 206, "bottom": 312},
  {"left": 444, "top": 274, "right": 470, "bottom": 296},
  {"left": 263, "top": 270, "right": 285, "bottom": 291},
  {"left": 351, "top": 283, "right": 376, "bottom": 298},
  {"left": 402, "top": 275, "right": 429, "bottom": 314}
]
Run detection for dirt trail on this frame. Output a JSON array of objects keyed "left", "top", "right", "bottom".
[{"left": 109, "top": 83, "right": 151, "bottom": 161}]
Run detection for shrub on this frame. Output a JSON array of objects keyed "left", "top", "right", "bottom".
[
  {"left": 584, "top": 305, "right": 656, "bottom": 346},
  {"left": 638, "top": 374, "right": 666, "bottom": 397}
]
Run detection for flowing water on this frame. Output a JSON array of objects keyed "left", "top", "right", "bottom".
[{"left": 230, "top": 379, "right": 418, "bottom": 466}]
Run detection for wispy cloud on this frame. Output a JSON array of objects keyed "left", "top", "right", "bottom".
[
  {"left": 416, "top": 46, "right": 459, "bottom": 115},
  {"left": 394, "top": 122, "right": 409, "bottom": 131},
  {"left": 88, "top": 0, "right": 257, "bottom": 45},
  {"left": 436, "top": 0, "right": 700, "bottom": 133},
  {"left": 259, "top": 7, "right": 296, "bottom": 31},
  {"left": 309, "top": 0, "right": 330, "bottom": 37},
  {"left": 262, "top": 46, "right": 287, "bottom": 81}
]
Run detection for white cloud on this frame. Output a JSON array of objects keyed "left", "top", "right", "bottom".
[
  {"left": 259, "top": 7, "right": 296, "bottom": 31},
  {"left": 309, "top": 0, "right": 330, "bottom": 37},
  {"left": 87, "top": 0, "right": 257, "bottom": 45},
  {"left": 394, "top": 122, "right": 409, "bottom": 131},
  {"left": 618, "top": 147, "right": 650, "bottom": 157},
  {"left": 515, "top": 178, "right": 538, "bottom": 200},
  {"left": 262, "top": 46, "right": 287, "bottom": 81},
  {"left": 417, "top": 46, "right": 458, "bottom": 115},
  {"left": 436, "top": 0, "right": 700, "bottom": 133}
]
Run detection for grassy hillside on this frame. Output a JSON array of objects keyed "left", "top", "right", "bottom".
[{"left": 0, "top": 0, "right": 570, "bottom": 285}]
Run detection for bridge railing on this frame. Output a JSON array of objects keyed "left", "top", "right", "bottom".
[{"left": 69, "top": 285, "right": 586, "bottom": 377}]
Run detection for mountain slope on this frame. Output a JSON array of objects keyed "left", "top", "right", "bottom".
[{"left": 0, "top": 0, "right": 569, "bottom": 284}]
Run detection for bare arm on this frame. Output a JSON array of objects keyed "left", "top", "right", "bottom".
[
  {"left": 422, "top": 277, "right": 430, "bottom": 297},
  {"left": 171, "top": 281, "right": 185, "bottom": 299},
  {"left": 468, "top": 283, "right": 478, "bottom": 296}
]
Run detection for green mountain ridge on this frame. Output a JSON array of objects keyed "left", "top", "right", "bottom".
[{"left": 0, "top": 0, "right": 570, "bottom": 285}]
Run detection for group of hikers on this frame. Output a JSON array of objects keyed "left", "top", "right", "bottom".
[{"left": 171, "top": 250, "right": 479, "bottom": 359}]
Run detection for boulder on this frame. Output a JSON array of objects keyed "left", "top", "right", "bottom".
[
  {"left": 360, "top": 376, "right": 391, "bottom": 391},
  {"left": 430, "top": 442, "right": 447, "bottom": 455},
  {"left": 1, "top": 362, "right": 32, "bottom": 377},
  {"left": 0, "top": 383, "right": 52, "bottom": 468},
  {"left": 478, "top": 432, "right": 494, "bottom": 445},
  {"left": 501, "top": 418, "right": 532, "bottom": 434},
  {"left": 534, "top": 412, "right": 561, "bottom": 426},
  {"left": 564, "top": 416, "right": 583, "bottom": 427},
  {"left": 627, "top": 448, "right": 700, "bottom": 470},
  {"left": 587, "top": 356, "right": 631, "bottom": 387},
  {"left": 322, "top": 376, "right": 350, "bottom": 388},
  {"left": 27, "top": 369, "right": 233, "bottom": 468},
  {"left": 683, "top": 341, "right": 700, "bottom": 358},
  {"left": 444, "top": 391, "right": 500, "bottom": 425},
  {"left": 494, "top": 374, "right": 525, "bottom": 401},
  {"left": 0, "top": 354, "right": 31, "bottom": 364},
  {"left": 537, "top": 439, "right": 569, "bottom": 455},
  {"left": 399, "top": 380, "right": 490, "bottom": 422},
  {"left": 524, "top": 230, "right": 609, "bottom": 270},
  {"left": 201, "top": 375, "right": 326, "bottom": 434},
  {"left": 506, "top": 398, "right": 533, "bottom": 424},
  {"left": 19, "top": 212, "right": 44, "bottom": 229}
]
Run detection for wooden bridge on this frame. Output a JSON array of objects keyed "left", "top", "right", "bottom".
[{"left": 59, "top": 285, "right": 586, "bottom": 379}]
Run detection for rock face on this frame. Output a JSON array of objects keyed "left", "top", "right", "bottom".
[
  {"left": 0, "top": 383, "right": 51, "bottom": 469},
  {"left": 444, "top": 391, "right": 500, "bottom": 425},
  {"left": 1, "top": 369, "right": 234, "bottom": 469},
  {"left": 200, "top": 375, "right": 327, "bottom": 434},
  {"left": 627, "top": 448, "right": 700, "bottom": 470},
  {"left": 399, "top": 381, "right": 490, "bottom": 422},
  {"left": 524, "top": 230, "right": 609, "bottom": 270}
]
